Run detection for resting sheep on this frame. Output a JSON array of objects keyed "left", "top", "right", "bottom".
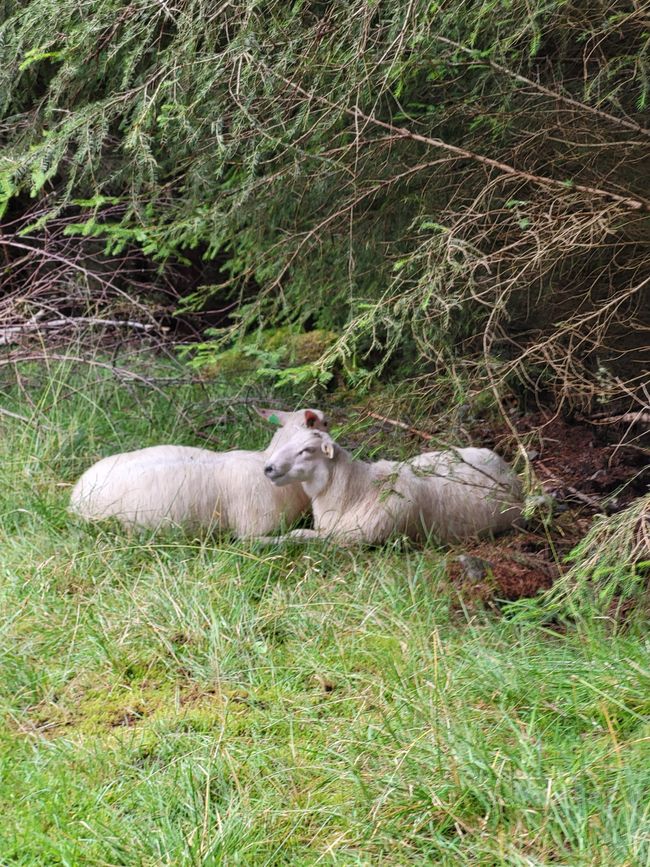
[
  {"left": 261, "top": 429, "right": 523, "bottom": 545},
  {"left": 69, "top": 408, "right": 329, "bottom": 535}
]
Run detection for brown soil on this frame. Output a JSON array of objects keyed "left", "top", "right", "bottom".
[
  {"left": 447, "top": 412, "right": 649, "bottom": 603},
  {"left": 505, "top": 413, "right": 647, "bottom": 508}
]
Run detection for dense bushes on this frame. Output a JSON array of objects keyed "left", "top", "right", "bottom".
[{"left": 1, "top": 0, "right": 649, "bottom": 404}]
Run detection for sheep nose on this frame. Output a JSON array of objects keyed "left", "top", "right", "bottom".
[{"left": 264, "top": 464, "right": 274, "bottom": 476}]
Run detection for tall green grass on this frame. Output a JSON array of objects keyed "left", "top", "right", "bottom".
[{"left": 0, "top": 355, "right": 648, "bottom": 865}]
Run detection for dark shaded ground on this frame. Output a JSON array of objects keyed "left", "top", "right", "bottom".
[
  {"left": 444, "top": 412, "right": 649, "bottom": 602},
  {"left": 506, "top": 412, "right": 647, "bottom": 509},
  {"left": 355, "top": 404, "right": 648, "bottom": 603}
]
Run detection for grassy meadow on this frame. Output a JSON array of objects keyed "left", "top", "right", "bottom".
[{"left": 0, "top": 355, "right": 648, "bottom": 865}]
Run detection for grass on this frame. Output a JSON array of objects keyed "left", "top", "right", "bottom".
[{"left": 0, "top": 352, "right": 648, "bottom": 865}]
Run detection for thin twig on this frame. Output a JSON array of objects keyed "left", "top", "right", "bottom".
[
  {"left": 564, "top": 485, "right": 606, "bottom": 512},
  {"left": 0, "top": 353, "right": 202, "bottom": 436},
  {"left": 0, "top": 405, "right": 57, "bottom": 430},
  {"left": 367, "top": 411, "right": 435, "bottom": 440},
  {"left": 0, "top": 406, "right": 34, "bottom": 425},
  {"left": 433, "top": 35, "right": 650, "bottom": 139},
  {"left": 590, "top": 412, "right": 650, "bottom": 426},
  {"left": 536, "top": 460, "right": 607, "bottom": 512}
]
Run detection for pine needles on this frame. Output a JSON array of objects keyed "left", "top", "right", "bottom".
[{"left": 1, "top": 0, "right": 649, "bottom": 405}]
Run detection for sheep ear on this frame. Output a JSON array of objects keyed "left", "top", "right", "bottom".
[
  {"left": 304, "top": 409, "right": 319, "bottom": 428},
  {"left": 255, "top": 407, "right": 288, "bottom": 426},
  {"left": 321, "top": 439, "right": 335, "bottom": 460}
]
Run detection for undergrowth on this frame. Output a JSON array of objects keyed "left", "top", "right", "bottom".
[
  {"left": 1, "top": 0, "right": 649, "bottom": 407},
  {"left": 0, "top": 354, "right": 648, "bottom": 865},
  {"left": 522, "top": 494, "right": 650, "bottom": 624}
]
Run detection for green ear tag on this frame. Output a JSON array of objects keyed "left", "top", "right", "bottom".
[{"left": 268, "top": 413, "right": 281, "bottom": 426}]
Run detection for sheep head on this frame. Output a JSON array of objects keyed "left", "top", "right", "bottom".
[{"left": 264, "top": 430, "right": 336, "bottom": 488}]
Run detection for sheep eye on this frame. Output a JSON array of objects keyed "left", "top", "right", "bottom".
[{"left": 300, "top": 447, "right": 315, "bottom": 455}]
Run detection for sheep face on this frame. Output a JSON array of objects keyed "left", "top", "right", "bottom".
[
  {"left": 255, "top": 407, "right": 329, "bottom": 432},
  {"left": 264, "top": 430, "right": 335, "bottom": 488}
]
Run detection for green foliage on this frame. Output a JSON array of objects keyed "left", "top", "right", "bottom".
[
  {"left": 517, "top": 495, "right": 650, "bottom": 623},
  {"left": 1, "top": 0, "right": 649, "bottom": 401},
  {"left": 184, "top": 326, "right": 337, "bottom": 389}
]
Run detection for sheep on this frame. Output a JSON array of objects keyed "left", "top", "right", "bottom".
[
  {"left": 69, "top": 408, "right": 329, "bottom": 536},
  {"left": 260, "top": 429, "right": 523, "bottom": 545}
]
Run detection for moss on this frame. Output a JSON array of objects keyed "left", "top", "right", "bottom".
[
  {"left": 66, "top": 679, "right": 178, "bottom": 734},
  {"left": 19, "top": 675, "right": 275, "bottom": 740},
  {"left": 200, "top": 327, "right": 337, "bottom": 378}
]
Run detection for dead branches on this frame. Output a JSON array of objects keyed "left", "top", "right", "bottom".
[
  {"left": 433, "top": 35, "right": 650, "bottom": 140},
  {"left": 0, "top": 205, "right": 179, "bottom": 352},
  {"left": 0, "top": 316, "right": 160, "bottom": 345}
]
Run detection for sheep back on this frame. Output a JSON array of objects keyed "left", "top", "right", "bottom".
[
  {"left": 408, "top": 447, "right": 523, "bottom": 541},
  {"left": 311, "top": 447, "right": 522, "bottom": 545},
  {"left": 70, "top": 445, "right": 309, "bottom": 535}
]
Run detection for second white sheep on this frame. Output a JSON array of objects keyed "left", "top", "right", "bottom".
[{"left": 261, "top": 429, "right": 523, "bottom": 544}]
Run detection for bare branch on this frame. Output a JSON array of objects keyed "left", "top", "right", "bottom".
[
  {"left": 260, "top": 61, "right": 650, "bottom": 211},
  {"left": 0, "top": 317, "right": 161, "bottom": 345},
  {"left": 433, "top": 35, "right": 650, "bottom": 139}
]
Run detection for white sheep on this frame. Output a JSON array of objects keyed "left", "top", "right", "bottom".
[
  {"left": 69, "top": 408, "right": 329, "bottom": 535},
  {"left": 260, "top": 429, "right": 523, "bottom": 545}
]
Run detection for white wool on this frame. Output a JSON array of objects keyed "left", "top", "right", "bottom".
[
  {"left": 261, "top": 430, "right": 523, "bottom": 545},
  {"left": 69, "top": 409, "right": 328, "bottom": 536}
]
